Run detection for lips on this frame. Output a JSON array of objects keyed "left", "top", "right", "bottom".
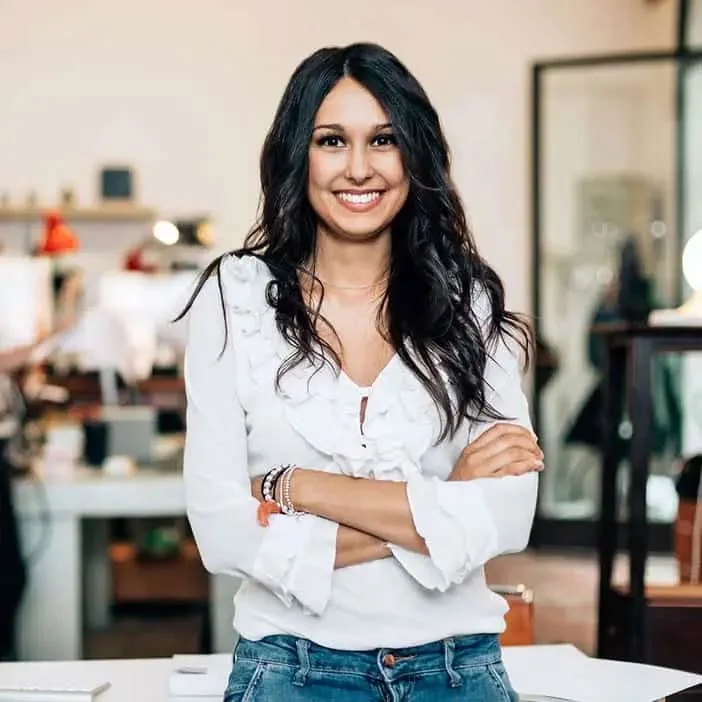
[{"left": 334, "top": 190, "right": 384, "bottom": 212}]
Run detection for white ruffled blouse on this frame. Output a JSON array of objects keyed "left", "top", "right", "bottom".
[{"left": 183, "top": 254, "right": 538, "bottom": 650}]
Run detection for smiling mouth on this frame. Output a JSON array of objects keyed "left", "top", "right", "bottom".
[{"left": 334, "top": 190, "right": 384, "bottom": 211}]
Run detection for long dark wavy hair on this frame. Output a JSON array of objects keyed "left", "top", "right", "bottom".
[{"left": 177, "top": 42, "right": 531, "bottom": 441}]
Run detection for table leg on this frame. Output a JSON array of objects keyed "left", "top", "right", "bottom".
[
  {"left": 16, "top": 515, "right": 82, "bottom": 660},
  {"left": 628, "top": 337, "right": 653, "bottom": 663},
  {"left": 597, "top": 342, "right": 626, "bottom": 658},
  {"left": 83, "top": 519, "right": 112, "bottom": 631}
]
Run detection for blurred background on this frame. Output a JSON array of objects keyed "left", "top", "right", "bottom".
[{"left": 1, "top": 0, "right": 701, "bottom": 694}]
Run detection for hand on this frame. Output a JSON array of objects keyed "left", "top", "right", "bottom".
[{"left": 449, "top": 423, "right": 543, "bottom": 481}]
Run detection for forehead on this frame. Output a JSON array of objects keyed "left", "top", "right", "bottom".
[{"left": 314, "top": 77, "right": 389, "bottom": 127}]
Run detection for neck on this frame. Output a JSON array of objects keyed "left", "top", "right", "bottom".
[{"left": 309, "top": 228, "right": 391, "bottom": 290}]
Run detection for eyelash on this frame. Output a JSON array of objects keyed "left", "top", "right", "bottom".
[{"left": 315, "top": 134, "right": 397, "bottom": 148}]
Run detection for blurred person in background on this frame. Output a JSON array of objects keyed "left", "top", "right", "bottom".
[
  {"left": 180, "top": 43, "right": 541, "bottom": 701},
  {"left": 0, "top": 310, "right": 76, "bottom": 660},
  {"left": 0, "top": 363, "right": 26, "bottom": 661}
]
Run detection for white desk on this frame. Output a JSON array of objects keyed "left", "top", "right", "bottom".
[
  {"left": 0, "top": 657, "right": 172, "bottom": 701},
  {"left": 13, "top": 465, "right": 239, "bottom": 661},
  {"left": 0, "top": 645, "right": 700, "bottom": 701}
]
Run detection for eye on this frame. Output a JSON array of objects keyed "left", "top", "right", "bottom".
[
  {"left": 372, "top": 133, "right": 397, "bottom": 147},
  {"left": 316, "top": 134, "right": 345, "bottom": 148}
]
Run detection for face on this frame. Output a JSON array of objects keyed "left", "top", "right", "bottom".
[{"left": 307, "top": 77, "right": 409, "bottom": 241}]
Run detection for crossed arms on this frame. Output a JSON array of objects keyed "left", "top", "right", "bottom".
[{"left": 183, "top": 279, "right": 540, "bottom": 614}]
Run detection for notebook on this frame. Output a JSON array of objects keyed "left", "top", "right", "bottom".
[{"left": 0, "top": 680, "right": 110, "bottom": 702}]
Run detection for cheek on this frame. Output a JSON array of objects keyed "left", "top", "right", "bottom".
[
  {"left": 397, "top": 173, "right": 410, "bottom": 199},
  {"left": 381, "top": 153, "right": 407, "bottom": 189},
  {"left": 307, "top": 152, "right": 335, "bottom": 191}
]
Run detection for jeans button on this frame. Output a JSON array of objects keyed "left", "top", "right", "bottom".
[{"left": 382, "top": 653, "right": 396, "bottom": 668}]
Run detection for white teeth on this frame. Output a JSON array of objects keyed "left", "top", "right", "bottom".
[{"left": 337, "top": 191, "right": 381, "bottom": 205}]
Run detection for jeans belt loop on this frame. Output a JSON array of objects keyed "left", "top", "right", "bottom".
[
  {"left": 293, "top": 638, "right": 311, "bottom": 687},
  {"left": 443, "top": 637, "right": 463, "bottom": 688}
]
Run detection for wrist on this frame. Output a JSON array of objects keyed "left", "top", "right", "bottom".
[{"left": 290, "top": 468, "right": 315, "bottom": 513}]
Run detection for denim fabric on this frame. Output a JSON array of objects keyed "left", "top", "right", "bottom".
[{"left": 224, "top": 632, "right": 518, "bottom": 701}]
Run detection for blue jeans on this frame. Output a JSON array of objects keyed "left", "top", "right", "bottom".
[{"left": 224, "top": 633, "right": 518, "bottom": 701}]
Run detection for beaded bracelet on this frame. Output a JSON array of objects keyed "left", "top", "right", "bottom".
[
  {"left": 279, "top": 465, "right": 303, "bottom": 516},
  {"left": 261, "top": 464, "right": 288, "bottom": 503},
  {"left": 256, "top": 464, "right": 287, "bottom": 527}
]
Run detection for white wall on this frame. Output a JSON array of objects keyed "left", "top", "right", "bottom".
[{"left": 0, "top": 0, "right": 674, "bottom": 312}]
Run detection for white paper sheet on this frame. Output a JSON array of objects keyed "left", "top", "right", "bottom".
[{"left": 503, "top": 645, "right": 702, "bottom": 702}]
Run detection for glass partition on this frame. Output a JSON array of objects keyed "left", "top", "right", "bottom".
[
  {"left": 681, "top": 58, "right": 702, "bottom": 462},
  {"left": 535, "top": 60, "right": 679, "bottom": 525},
  {"left": 688, "top": 0, "right": 702, "bottom": 48}
]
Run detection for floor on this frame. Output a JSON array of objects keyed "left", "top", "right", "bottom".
[{"left": 84, "top": 549, "right": 678, "bottom": 660}]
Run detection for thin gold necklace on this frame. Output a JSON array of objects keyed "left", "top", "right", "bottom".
[{"left": 315, "top": 276, "right": 388, "bottom": 291}]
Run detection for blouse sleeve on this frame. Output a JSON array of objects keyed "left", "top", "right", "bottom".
[
  {"left": 389, "top": 309, "right": 539, "bottom": 591},
  {"left": 183, "top": 277, "right": 339, "bottom": 615}
]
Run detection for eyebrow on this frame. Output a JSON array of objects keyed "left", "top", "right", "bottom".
[{"left": 312, "top": 122, "right": 393, "bottom": 132}]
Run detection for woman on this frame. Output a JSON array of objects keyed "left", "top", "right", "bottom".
[
  {"left": 0, "top": 370, "right": 26, "bottom": 661},
  {"left": 0, "top": 330, "right": 56, "bottom": 659},
  {"left": 181, "top": 42, "right": 542, "bottom": 701}
]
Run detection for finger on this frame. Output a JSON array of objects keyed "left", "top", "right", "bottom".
[
  {"left": 494, "top": 459, "right": 545, "bottom": 477},
  {"left": 483, "top": 433, "right": 542, "bottom": 458},
  {"left": 470, "top": 423, "right": 525, "bottom": 443},
  {"left": 481, "top": 449, "right": 544, "bottom": 476},
  {"left": 482, "top": 422, "right": 535, "bottom": 439},
  {"left": 468, "top": 423, "right": 537, "bottom": 452},
  {"left": 467, "top": 433, "right": 543, "bottom": 464},
  {"left": 455, "top": 450, "right": 537, "bottom": 480}
]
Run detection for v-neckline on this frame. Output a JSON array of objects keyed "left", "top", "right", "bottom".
[{"left": 339, "top": 352, "right": 399, "bottom": 394}]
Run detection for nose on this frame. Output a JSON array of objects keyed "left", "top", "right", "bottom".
[{"left": 345, "top": 143, "right": 373, "bottom": 184}]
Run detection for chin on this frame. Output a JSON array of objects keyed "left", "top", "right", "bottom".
[
  {"left": 328, "top": 217, "right": 391, "bottom": 241},
  {"left": 329, "top": 203, "right": 399, "bottom": 239}
]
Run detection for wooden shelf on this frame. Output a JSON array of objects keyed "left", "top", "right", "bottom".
[
  {"left": 46, "top": 374, "right": 185, "bottom": 409},
  {"left": 0, "top": 204, "right": 156, "bottom": 223},
  {"left": 110, "top": 540, "right": 209, "bottom": 603},
  {"left": 613, "top": 582, "right": 702, "bottom": 602}
]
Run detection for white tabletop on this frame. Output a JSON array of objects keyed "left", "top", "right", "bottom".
[
  {"left": 14, "top": 467, "right": 185, "bottom": 517},
  {"left": 13, "top": 435, "right": 185, "bottom": 518},
  {"left": 0, "top": 645, "right": 700, "bottom": 702}
]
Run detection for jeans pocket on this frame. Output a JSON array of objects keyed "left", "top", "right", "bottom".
[
  {"left": 453, "top": 661, "right": 518, "bottom": 702},
  {"left": 223, "top": 659, "right": 264, "bottom": 702},
  {"left": 487, "top": 661, "right": 519, "bottom": 702}
]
